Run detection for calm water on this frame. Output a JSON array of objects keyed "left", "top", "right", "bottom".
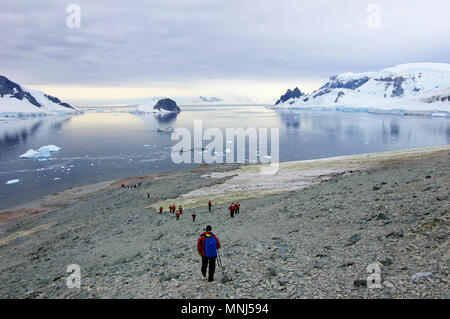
[{"left": 0, "top": 105, "right": 449, "bottom": 210}]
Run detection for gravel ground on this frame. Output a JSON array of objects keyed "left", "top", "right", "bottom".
[{"left": 0, "top": 153, "right": 448, "bottom": 299}]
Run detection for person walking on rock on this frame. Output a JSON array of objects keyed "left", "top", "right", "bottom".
[
  {"left": 192, "top": 212, "right": 196, "bottom": 222},
  {"left": 159, "top": 206, "right": 163, "bottom": 214},
  {"left": 197, "top": 225, "right": 221, "bottom": 282},
  {"left": 208, "top": 200, "right": 212, "bottom": 212},
  {"left": 176, "top": 210, "right": 180, "bottom": 220},
  {"left": 229, "top": 202, "right": 235, "bottom": 218},
  {"left": 235, "top": 202, "right": 240, "bottom": 214}
]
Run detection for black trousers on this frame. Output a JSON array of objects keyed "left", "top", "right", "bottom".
[{"left": 201, "top": 257, "right": 216, "bottom": 281}]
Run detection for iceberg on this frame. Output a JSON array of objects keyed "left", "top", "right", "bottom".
[
  {"left": 431, "top": 112, "right": 450, "bottom": 118},
  {"left": 5, "top": 179, "right": 20, "bottom": 185},
  {"left": 38, "top": 145, "right": 62, "bottom": 152},
  {"left": 19, "top": 145, "right": 62, "bottom": 159}
]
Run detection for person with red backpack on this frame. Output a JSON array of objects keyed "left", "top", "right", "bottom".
[
  {"left": 235, "top": 202, "right": 240, "bottom": 214},
  {"left": 208, "top": 200, "right": 212, "bottom": 212},
  {"left": 179, "top": 205, "right": 183, "bottom": 215},
  {"left": 159, "top": 206, "right": 163, "bottom": 214},
  {"left": 176, "top": 210, "right": 180, "bottom": 220},
  {"left": 197, "top": 225, "right": 221, "bottom": 282}
]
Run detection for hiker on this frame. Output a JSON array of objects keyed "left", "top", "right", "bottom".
[
  {"left": 192, "top": 212, "right": 196, "bottom": 222},
  {"left": 235, "top": 202, "right": 240, "bottom": 214},
  {"left": 208, "top": 200, "right": 212, "bottom": 212},
  {"left": 159, "top": 206, "right": 163, "bottom": 214},
  {"left": 229, "top": 203, "right": 235, "bottom": 218},
  {"left": 179, "top": 205, "right": 183, "bottom": 215},
  {"left": 197, "top": 225, "right": 221, "bottom": 282},
  {"left": 121, "top": 184, "right": 125, "bottom": 188},
  {"left": 147, "top": 192, "right": 150, "bottom": 199},
  {"left": 176, "top": 210, "right": 180, "bottom": 220}
]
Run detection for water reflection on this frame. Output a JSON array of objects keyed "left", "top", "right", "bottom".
[
  {"left": 155, "top": 112, "right": 178, "bottom": 124},
  {"left": 275, "top": 109, "right": 450, "bottom": 147}
]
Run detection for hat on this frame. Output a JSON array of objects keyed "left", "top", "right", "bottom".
[{"left": 205, "top": 225, "right": 212, "bottom": 231}]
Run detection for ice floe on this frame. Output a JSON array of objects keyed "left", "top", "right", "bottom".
[
  {"left": 20, "top": 145, "right": 62, "bottom": 159},
  {"left": 5, "top": 179, "right": 20, "bottom": 185}
]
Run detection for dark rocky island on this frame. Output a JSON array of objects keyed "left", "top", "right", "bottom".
[{"left": 154, "top": 98, "right": 181, "bottom": 113}]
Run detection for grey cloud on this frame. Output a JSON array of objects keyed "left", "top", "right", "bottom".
[{"left": 0, "top": 0, "right": 449, "bottom": 88}]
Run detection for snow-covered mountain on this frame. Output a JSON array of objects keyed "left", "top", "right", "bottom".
[
  {"left": 273, "top": 63, "right": 450, "bottom": 116},
  {"left": 0, "top": 75, "right": 78, "bottom": 116}
]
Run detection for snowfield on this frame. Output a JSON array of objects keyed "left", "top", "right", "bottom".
[
  {"left": 0, "top": 76, "right": 78, "bottom": 117},
  {"left": 272, "top": 63, "right": 450, "bottom": 116}
]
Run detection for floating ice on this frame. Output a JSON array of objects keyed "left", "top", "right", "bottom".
[
  {"left": 38, "top": 145, "right": 61, "bottom": 152},
  {"left": 20, "top": 145, "right": 62, "bottom": 159},
  {"left": 5, "top": 179, "right": 20, "bottom": 185},
  {"left": 431, "top": 112, "right": 449, "bottom": 118},
  {"left": 54, "top": 178, "right": 61, "bottom": 180}
]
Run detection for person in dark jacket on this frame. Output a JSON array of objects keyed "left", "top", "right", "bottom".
[{"left": 197, "top": 225, "right": 221, "bottom": 282}]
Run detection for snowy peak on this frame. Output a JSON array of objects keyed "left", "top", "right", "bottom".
[
  {"left": 0, "top": 75, "right": 77, "bottom": 116},
  {"left": 275, "top": 87, "right": 304, "bottom": 105},
  {"left": 274, "top": 63, "right": 450, "bottom": 115},
  {"left": 0, "top": 76, "right": 41, "bottom": 108}
]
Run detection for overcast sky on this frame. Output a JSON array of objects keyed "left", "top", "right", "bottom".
[{"left": 1, "top": 0, "right": 449, "bottom": 106}]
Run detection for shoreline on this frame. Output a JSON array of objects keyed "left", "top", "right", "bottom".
[{"left": 1, "top": 145, "right": 449, "bottom": 227}]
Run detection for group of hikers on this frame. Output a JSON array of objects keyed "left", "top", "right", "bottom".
[
  {"left": 155, "top": 200, "right": 241, "bottom": 221},
  {"left": 121, "top": 182, "right": 142, "bottom": 189},
  {"left": 158, "top": 204, "right": 185, "bottom": 220}
]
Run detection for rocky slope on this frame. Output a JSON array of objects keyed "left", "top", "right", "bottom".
[
  {"left": 0, "top": 152, "right": 448, "bottom": 299},
  {"left": 0, "top": 75, "right": 77, "bottom": 116}
]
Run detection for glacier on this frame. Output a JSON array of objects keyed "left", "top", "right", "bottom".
[
  {"left": 272, "top": 63, "right": 450, "bottom": 117},
  {"left": 0, "top": 75, "right": 79, "bottom": 117}
]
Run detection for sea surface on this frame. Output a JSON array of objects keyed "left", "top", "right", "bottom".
[{"left": 0, "top": 105, "right": 449, "bottom": 210}]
